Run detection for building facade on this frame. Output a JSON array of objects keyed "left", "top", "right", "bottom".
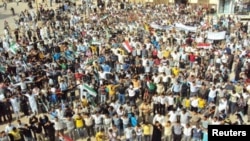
[{"left": 129, "top": 0, "right": 241, "bottom": 14}]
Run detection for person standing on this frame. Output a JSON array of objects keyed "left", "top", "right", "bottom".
[
  {"left": 10, "top": 7, "right": 15, "bottom": 16},
  {"left": 0, "top": 93, "right": 8, "bottom": 123},
  {"left": 192, "top": 125, "right": 203, "bottom": 141},
  {"left": 20, "top": 95, "right": 30, "bottom": 117},
  {"left": 32, "top": 121, "right": 44, "bottom": 141},
  {"left": 139, "top": 101, "right": 151, "bottom": 123},
  {"left": 124, "top": 124, "right": 135, "bottom": 141},
  {"left": 64, "top": 116, "right": 75, "bottom": 140},
  {"left": 59, "top": 79, "right": 68, "bottom": 102},
  {"left": 164, "top": 121, "right": 172, "bottom": 141},
  {"left": 24, "top": 91, "right": 39, "bottom": 115},
  {"left": 84, "top": 113, "right": 94, "bottom": 138},
  {"left": 74, "top": 113, "right": 84, "bottom": 138},
  {"left": 44, "top": 120, "right": 55, "bottom": 141},
  {"left": 142, "top": 122, "right": 151, "bottom": 141},
  {"left": 20, "top": 124, "right": 34, "bottom": 141},
  {"left": 135, "top": 124, "right": 143, "bottom": 141},
  {"left": 3, "top": 1, "right": 7, "bottom": 10},
  {"left": 9, "top": 127, "right": 22, "bottom": 141},
  {"left": 172, "top": 121, "right": 183, "bottom": 141},
  {"left": 202, "top": 129, "right": 208, "bottom": 141},
  {"left": 151, "top": 121, "right": 163, "bottom": 141},
  {"left": 247, "top": 97, "right": 250, "bottom": 122},
  {"left": 9, "top": 95, "right": 21, "bottom": 120},
  {"left": 127, "top": 85, "right": 136, "bottom": 105},
  {"left": 95, "top": 128, "right": 106, "bottom": 141},
  {"left": 54, "top": 117, "right": 64, "bottom": 137},
  {"left": 182, "top": 123, "right": 192, "bottom": 141}
]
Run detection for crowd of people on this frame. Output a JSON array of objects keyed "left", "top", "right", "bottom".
[{"left": 0, "top": 0, "right": 250, "bottom": 141}]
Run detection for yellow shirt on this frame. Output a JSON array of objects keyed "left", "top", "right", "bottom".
[
  {"left": 117, "top": 48, "right": 125, "bottom": 55},
  {"left": 10, "top": 130, "right": 21, "bottom": 141},
  {"left": 172, "top": 67, "right": 180, "bottom": 76},
  {"left": 90, "top": 46, "right": 97, "bottom": 53},
  {"left": 82, "top": 98, "right": 88, "bottom": 106},
  {"left": 106, "top": 84, "right": 119, "bottom": 96},
  {"left": 95, "top": 131, "right": 105, "bottom": 141},
  {"left": 235, "top": 85, "right": 243, "bottom": 94},
  {"left": 184, "top": 99, "right": 191, "bottom": 108},
  {"left": 198, "top": 98, "right": 206, "bottom": 109},
  {"left": 162, "top": 50, "right": 170, "bottom": 58},
  {"left": 75, "top": 116, "right": 84, "bottom": 128},
  {"left": 143, "top": 125, "right": 151, "bottom": 135},
  {"left": 164, "top": 125, "right": 172, "bottom": 136},
  {"left": 132, "top": 80, "right": 140, "bottom": 89}
]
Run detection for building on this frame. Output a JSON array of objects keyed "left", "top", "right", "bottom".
[{"left": 128, "top": 0, "right": 250, "bottom": 15}]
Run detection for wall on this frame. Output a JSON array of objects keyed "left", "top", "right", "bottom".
[{"left": 209, "top": 0, "right": 219, "bottom": 4}]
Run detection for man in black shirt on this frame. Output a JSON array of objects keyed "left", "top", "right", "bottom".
[
  {"left": 20, "top": 124, "right": 34, "bottom": 141},
  {"left": 118, "top": 84, "right": 126, "bottom": 105},
  {"left": 32, "top": 122, "right": 44, "bottom": 141},
  {"left": 44, "top": 121, "right": 55, "bottom": 141}
]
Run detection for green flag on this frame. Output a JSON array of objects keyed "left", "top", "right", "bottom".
[
  {"left": 10, "top": 41, "right": 18, "bottom": 54},
  {"left": 83, "top": 84, "right": 97, "bottom": 97}
]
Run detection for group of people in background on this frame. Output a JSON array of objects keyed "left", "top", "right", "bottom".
[{"left": 0, "top": 0, "right": 250, "bottom": 141}]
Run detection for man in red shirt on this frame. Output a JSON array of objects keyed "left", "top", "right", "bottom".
[{"left": 189, "top": 52, "right": 196, "bottom": 69}]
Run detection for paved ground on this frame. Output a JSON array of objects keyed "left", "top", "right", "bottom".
[{"left": 0, "top": 1, "right": 34, "bottom": 35}]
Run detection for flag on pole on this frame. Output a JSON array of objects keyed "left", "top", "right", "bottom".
[
  {"left": 122, "top": 41, "right": 133, "bottom": 53},
  {"left": 10, "top": 42, "right": 19, "bottom": 54},
  {"left": 83, "top": 84, "right": 97, "bottom": 97},
  {"left": 197, "top": 43, "right": 212, "bottom": 49}
]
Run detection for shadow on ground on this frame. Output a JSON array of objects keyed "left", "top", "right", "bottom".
[{"left": 0, "top": 13, "right": 14, "bottom": 20}]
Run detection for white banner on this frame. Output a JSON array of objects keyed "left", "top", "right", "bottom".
[
  {"left": 175, "top": 23, "right": 197, "bottom": 32},
  {"left": 207, "top": 31, "right": 226, "bottom": 40},
  {"left": 150, "top": 23, "right": 173, "bottom": 30}
]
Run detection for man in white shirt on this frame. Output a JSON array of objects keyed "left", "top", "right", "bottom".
[
  {"left": 188, "top": 81, "right": 201, "bottom": 97},
  {"left": 127, "top": 85, "right": 136, "bottom": 105},
  {"left": 218, "top": 97, "right": 228, "bottom": 115},
  {"left": 183, "top": 123, "right": 192, "bottom": 141},
  {"left": 124, "top": 125, "right": 135, "bottom": 141},
  {"left": 168, "top": 109, "right": 178, "bottom": 123},
  {"left": 152, "top": 94, "right": 160, "bottom": 115},
  {"left": 167, "top": 94, "right": 175, "bottom": 111},
  {"left": 98, "top": 69, "right": 111, "bottom": 80},
  {"left": 92, "top": 112, "right": 104, "bottom": 132},
  {"left": 180, "top": 109, "right": 191, "bottom": 127},
  {"left": 229, "top": 90, "right": 240, "bottom": 114},
  {"left": 53, "top": 117, "right": 64, "bottom": 134},
  {"left": 5, "top": 121, "right": 14, "bottom": 133},
  {"left": 158, "top": 94, "right": 167, "bottom": 115},
  {"left": 191, "top": 96, "right": 199, "bottom": 113},
  {"left": 208, "top": 86, "right": 217, "bottom": 104},
  {"left": 158, "top": 64, "right": 166, "bottom": 73},
  {"left": 152, "top": 113, "right": 162, "bottom": 124},
  {"left": 13, "top": 78, "right": 33, "bottom": 93}
]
